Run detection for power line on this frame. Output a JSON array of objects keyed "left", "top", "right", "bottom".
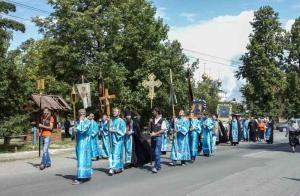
[
  {"left": 183, "top": 48, "right": 242, "bottom": 65},
  {"left": 186, "top": 55, "right": 241, "bottom": 68},
  {"left": 5, "top": 0, "right": 51, "bottom": 14},
  {"left": 1, "top": 14, "right": 32, "bottom": 22}
]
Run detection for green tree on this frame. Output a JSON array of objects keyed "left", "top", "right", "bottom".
[
  {"left": 193, "top": 75, "right": 222, "bottom": 114},
  {"left": 33, "top": 0, "right": 189, "bottom": 121},
  {"left": 284, "top": 17, "right": 300, "bottom": 118},
  {"left": 0, "top": 1, "right": 27, "bottom": 139},
  {"left": 236, "top": 6, "right": 286, "bottom": 117}
]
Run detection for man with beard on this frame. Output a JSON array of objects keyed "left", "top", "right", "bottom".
[
  {"left": 108, "top": 108, "right": 126, "bottom": 176},
  {"left": 170, "top": 109, "right": 191, "bottom": 165},
  {"left": 72, "top": 109, "right": 92, "bottom": 185},
  {"left": 124, "top": 110, "right": 151, "bottom": 168}
]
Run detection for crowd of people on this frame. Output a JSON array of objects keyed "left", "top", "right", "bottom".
[{"left": 37, "top": 106, "right": 277, "bottom": 185}]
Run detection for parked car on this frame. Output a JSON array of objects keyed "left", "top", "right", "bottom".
[
  {"left": 276, "top": 118, "right": 300, "bottom": 132},
  {"left": 275, "top": 121, "right": 289, "bottom": 132}
]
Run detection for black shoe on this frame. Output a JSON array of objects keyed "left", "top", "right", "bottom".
[
  {"left": 39, "top": 165, "right": 45, "bottom": 170},
  {"left": 161, "top": 151, "right": 167, "bottom": 155}
]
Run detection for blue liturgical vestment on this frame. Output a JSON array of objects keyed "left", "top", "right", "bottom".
[
  {"left": 90, "top": 119, "right": 101, "bottom": 158},
  {"left": 100, "top": 120, "right": 109, "bottom": 158},
  {"left": 189, "top": 118, "right": 201, "bottom": 158},
  {"left": 202, "top": 117, "right": 214, "bottom": 156},
  {"left": 243, "top": 119, "right": 249, "bottom": 140},
  {"left": 109, "top": 117, "right": 126, "bottom": 170},
  {"left": 76, "top": 118, "right": 92, "bottom": 179},
  {"left": 170, "top": 117, "right": 191, "bottom": 161},
  {"left": 161, "top": 120, "right": 169, "bottom": 152},
  {"left": 124, "top": 120, "right": 134, "bottom": 164},
  {"left": 230, "top": 119, "right": 239, "bottom": 144}
]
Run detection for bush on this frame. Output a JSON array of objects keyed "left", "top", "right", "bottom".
[{"left": 0, "top": 114, "right": 30, "bottom": 138}]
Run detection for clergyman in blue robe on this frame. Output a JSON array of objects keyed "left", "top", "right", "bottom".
[
  {"left": 170, "top": 110, "right": 191, "bottom": 166},
  {"left": 124, "top": 110, "right": 135, "bottom": 167},
  {"left": 243, "top": 118, "right": 249, "bottom": 141},
  {"left": 230, "top": 115, "right": 240, "bottom": 146},
  {"left": 100, "top": 114, "right": 109, "bottom": 159},
  {"left": 108, "top": 108, "right": 126, "bottom": 176},
  {"left": 88, "top": 113, "right": 101, "bottom": 160},
  {"left": 202, "top": 115, "right": 214, "bottom": 156},
  {"left": 72, "top": 109, "right": 92, "bottom": 185},
  {"left": 189, "top": 114, "right": 201, "bottom": 161},
  {"left": 161, "top": 120, "right": 170, "bottom": 154}
]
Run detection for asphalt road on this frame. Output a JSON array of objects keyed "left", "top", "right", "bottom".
[{"left": 1, "top": 131, "right": 300, "bottom": 196}]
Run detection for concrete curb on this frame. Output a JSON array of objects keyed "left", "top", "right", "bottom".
[{"left": 0, "top": 148, "right": 74, "bottom": 162}]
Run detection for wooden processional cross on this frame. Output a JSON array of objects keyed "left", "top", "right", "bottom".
[
  {"left": 100, "top": 88, "right": 116, "bottom": 116},
  {"left": 142, "top": 73, "right": 162, "bottom": 109}
]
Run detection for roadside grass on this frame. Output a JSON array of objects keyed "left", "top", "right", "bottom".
[{"left": 0, "top": 138, "right": 75, "bottom": 153}]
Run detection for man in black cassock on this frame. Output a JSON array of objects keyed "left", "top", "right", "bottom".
[
  {"left": 124, "top": 110, "right": 151, "bottom": 168},
  {"left": 248, "top": 117, "right": 257, "bottom": 142}
]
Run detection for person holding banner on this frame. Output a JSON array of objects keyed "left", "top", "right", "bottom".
[
  {"left": 108, "top": 108, "right": 126, "bottom": 176},
  {"left": 38, "top": 107, "right": 54, "bottom": 170},
  {"left": 72, "top": 109, "right": 92, "bottom": 185}
]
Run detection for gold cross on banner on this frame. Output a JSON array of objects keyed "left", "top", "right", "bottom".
[
  {"left": 100, "top": 88, "right": 116, "bottom": 116},
  {"left": 142, "top": 73, "right": 162, "bottom": 108}
]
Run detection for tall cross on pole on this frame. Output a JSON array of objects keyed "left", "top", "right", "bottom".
[
  {"left": 100, "top": 88, "right": 116, "bottom": 116},
  {"left": 142, "top": 73, "right": 162, "bottom": 108}
]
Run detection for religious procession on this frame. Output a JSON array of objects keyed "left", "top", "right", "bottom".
[
  {"left": 1, "top": 0, "right": 300, "bottom": 195},
  {"left": 37, "top": 69, "right": 278, "bottom": 185}
]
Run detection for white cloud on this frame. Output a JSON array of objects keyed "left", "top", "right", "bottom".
[
  {"left": 285, "top": 19, "right": 295, "bottom": 31},
  {"left": 180, "top": 13, "right": 197, "bottom": 23},
  {"left": 155, "top": 7, "right": 168, "bottom": 20},
  {"left": 169, "top": 10, "right": 255, "bottom": 101}
]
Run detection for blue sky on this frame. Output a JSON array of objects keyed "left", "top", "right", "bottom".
[
  {"left": 4, "top": 0, "right": 300, "bottom": 100},
  {"left": 151, "top": 0, "right": 300, "bottom": 26}
]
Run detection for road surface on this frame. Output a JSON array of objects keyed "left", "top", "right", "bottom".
[{"left": 1, "top": 131, "right": 300, "bottom": 196}]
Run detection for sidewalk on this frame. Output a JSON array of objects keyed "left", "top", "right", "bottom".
[{"left": 0, "top": 147, "right": 74, "bottom": 162}]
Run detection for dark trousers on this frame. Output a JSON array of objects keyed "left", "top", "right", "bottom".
[{"left": 151, "top": 136, "right": 162, "bottom": 170}]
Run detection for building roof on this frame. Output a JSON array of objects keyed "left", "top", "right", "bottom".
[{"left": 23, "top": 94, "right": 71, "bottom": 112}]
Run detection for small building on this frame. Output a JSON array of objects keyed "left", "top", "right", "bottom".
[{"left": 23, "top": 94, "right": 71, "bottom": 142}]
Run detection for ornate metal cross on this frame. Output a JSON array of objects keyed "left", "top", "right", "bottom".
[
  {"left": 142, "top": 73, "right": 162, "bottom": 108},
  {"left": 100, "top": 88, "right": 116, "bottom": 116}
]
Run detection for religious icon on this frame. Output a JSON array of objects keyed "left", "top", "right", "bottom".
[
  {"left": 217, "top": 103, "right": 232, "bottom": 121},
  {"left": 76, "top": 83, "right": 92, "bottom": 109}
]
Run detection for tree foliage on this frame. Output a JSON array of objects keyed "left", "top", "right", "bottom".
[
  {"left": 0, "top": 1, "right": 28, "bottom": 137},
  {"left": 30, "top": 0, "right": 191, "bottom": 121},
  {"left": 284, "top": 17, "right": 300, "bottom": 118},
  {"left": 236, "top": 6, "right": 287, "bottom": 117}
]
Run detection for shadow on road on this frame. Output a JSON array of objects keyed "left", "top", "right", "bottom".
[
  {"left": 55, "top": 174, "right": 76, "bottom": 181},
  {"left": 236, "top": 141, "right": 298, "bottom": 153},
  {"left": 27, "top": 162, "right": 40, "bottom": 168},
  {"left": 94, "top": 168, "right": 108, "bottom": 174},
  {"left": 282, "top": 177, "right": 300, "bottom": 182},
  {"left": 65, "top": 156, "right": 77, "bottom": 160}
]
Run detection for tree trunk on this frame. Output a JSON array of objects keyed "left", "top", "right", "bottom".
[{"left": 4, "top": 137, "right": 11, "bottom": 146}]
